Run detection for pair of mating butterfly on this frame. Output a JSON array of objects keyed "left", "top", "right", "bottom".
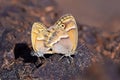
[{"left": 31, "top": 14, "right": 78, "bottom": 60}]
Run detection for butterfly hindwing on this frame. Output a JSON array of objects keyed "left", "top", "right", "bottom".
[{"left": 49, "top": 14, "right": 78, "bottom": 55}]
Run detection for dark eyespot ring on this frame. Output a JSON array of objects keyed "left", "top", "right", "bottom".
[
  {"left": 49, "top": 48, "right": 52, "bottom": 51},
  {"left": 61, "top": 24, "right": 65, "bottom": 28}
]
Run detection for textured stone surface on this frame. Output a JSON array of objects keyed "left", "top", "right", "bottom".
[{"left": 0, "top": 0, "right": 120, "bottom": 80}]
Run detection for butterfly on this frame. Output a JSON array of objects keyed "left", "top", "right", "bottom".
[{"left": 31, "top": 14, "right": 78, "bottom": 60}]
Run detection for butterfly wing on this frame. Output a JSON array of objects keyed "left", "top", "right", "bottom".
[
  {"left": 55, "top": 14, "right": 78, "bottom": 52},
  {"left": 31, "top": 22, "right": 49, "bottom": 55},
  {"left": 48, "top": 14, "right": 78, "bottom": 54}
]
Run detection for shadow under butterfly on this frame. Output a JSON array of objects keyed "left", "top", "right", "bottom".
[{"left": 14, "top": 43, "right": 43, "bottom": 67}]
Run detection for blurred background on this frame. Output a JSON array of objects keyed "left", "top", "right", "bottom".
[{"left": 56, "top": 0, "right": 120, "bottom": 32}]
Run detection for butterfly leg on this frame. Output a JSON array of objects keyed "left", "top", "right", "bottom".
[
  {"left": 58, "top": 55, "right": 65, "bottom": 61},
  {"left": 58, "top": 55, "right": 74, "bottom": 63},
  {"left": 68, "top": 56, "right": 74, "bottom": 63},
  {"left": 42, "top": 56, "right": 46, "bottom": 60}
]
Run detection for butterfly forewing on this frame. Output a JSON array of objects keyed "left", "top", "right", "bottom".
[{"left": 31, "top": 22, "right": 48, "bottom": 53}]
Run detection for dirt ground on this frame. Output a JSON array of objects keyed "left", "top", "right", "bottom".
[{"left": 0, "top": 0, "right": 120, "bottom": 80}]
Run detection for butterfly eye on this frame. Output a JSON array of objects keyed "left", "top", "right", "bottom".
[{"left": 61, "top": 24, "right": 65, "bottom": 29}]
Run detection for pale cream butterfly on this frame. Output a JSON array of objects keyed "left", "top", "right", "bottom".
[
  {"left": 31, "top": 14, "right": 78, "bottom": 60},
  {"left": 46, "top": 14, "right": 78, "bottom": 60},
  {"left": 31, "top": 22, "right": 52, "bottom": 57}
]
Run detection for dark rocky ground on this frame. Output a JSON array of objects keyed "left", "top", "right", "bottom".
[{"left": 0, "top": 0, "right": 120, "bottom": 80}]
